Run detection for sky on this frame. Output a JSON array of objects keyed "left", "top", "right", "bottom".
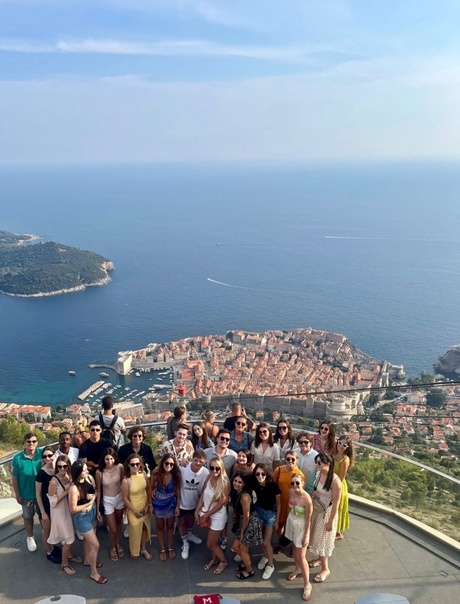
[{"left": 0, "top": 0, "right": 460, "bottom": 165}]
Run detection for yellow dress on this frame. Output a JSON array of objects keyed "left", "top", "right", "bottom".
[{"left": 127, "top": 473, "right": 151, "bottom": 557}]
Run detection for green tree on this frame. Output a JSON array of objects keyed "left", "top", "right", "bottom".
[{"left": 426, "top": 389, "right": 447, "bottom": 408}]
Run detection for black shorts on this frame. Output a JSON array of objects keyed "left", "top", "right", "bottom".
[{"left": 179, "top": 508, "right": 196, "bottom": 517}]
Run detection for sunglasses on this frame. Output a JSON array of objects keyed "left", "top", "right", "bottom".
[
  {"left": 132, "top": 434, "right": 143, "bottom": 438},
  {"left": 236, "top": 422, "right": 246, "bottom": 426},
  {"left": 130, "top": 462, "right": 140, "bottom": 467},
  {"left": 278, "top": 426, "right": 288, "bottom": 430},
  {"left": 164, "top": 461, "right": 175, "bottom": 467},
  {"left": 259, "top": 430, "right": 269, "bottom": 435},
  {"left": 298, "top": 440, "right": 309, "bottom": 445},
  {"left": 285, "top": 457, "right": 296, "bottom": 462},
  {"left": 219, "top": 436, "right": 230, "bottom": 442},
  {"left": 255, "top": 472, "right": 266, "bottom": 477},
  {"left": 316, "top": 460, "right": 327, "bottom": 466},
  {"left": 26, "top": 440, "right": 38, "bottom": 444},
  {"left": 320, "top": 427, "right": 329, "bottom": 432},
  {"left": 337, "top": 440, "right": 347, "bottom": 447},
  {"left": 57, "top": 464, "right": 68, "bottom": 469},
  {"left": 90, "top": 428, "right": 101, "bottom": 432},
  {"left": 42, "top": 454, "right": 54, "bottom": 459},
  {"left": 209, "top": 466, "right": 221, "bottom": 472},
  {"left": 290, "top": 481, "right": 301, "bottom": 487}
]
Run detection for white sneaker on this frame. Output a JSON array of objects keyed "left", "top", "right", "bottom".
[
  {"left": 233, "top": 554, "right": 242, "bottom": 562},
  {"left": 186, "top": 532, "right": 202, "bottom": 545},
  {"left": 262, "top": 564, "right": 275, "bottom": 580},
  {"left": 123, "top": 526, "right": 129, "bottom": 539},
  {"left": 181, "top": 540, "right": 190, "bottom": 560},
  {"left": 26, "top": 536, "right": 37, "bottom": 552},
  {"left": 257, "top": 556, "right": 268, "bottom": 570},
  {"left": 75, "top": 531, "right": 83, "bottom": 541}
]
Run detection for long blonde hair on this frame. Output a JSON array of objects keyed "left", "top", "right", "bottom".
[{"left": 209, "top": 457, "right": 229, "bottom": 501}]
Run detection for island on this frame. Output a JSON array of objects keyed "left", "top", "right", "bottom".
[
  {"left": 434, "top": 345, "right": 460, "bottom": 376},
  {"left": 0, "top": 229, "right": 114, "bottom": 297}
]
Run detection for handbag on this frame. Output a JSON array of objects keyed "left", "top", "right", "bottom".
[
  {"left": 311, "top": 493, "right": 330, "bottom": 514},
  {"left": 193, "top": 595, "right": 221, "bottom": 604},
  {"left": 199, "top": 513, "right": 210, "bottom": 528}
]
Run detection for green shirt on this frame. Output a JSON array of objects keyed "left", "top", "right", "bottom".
[{"left": 11, "top": 449, "right": 42, "bottom": 500}]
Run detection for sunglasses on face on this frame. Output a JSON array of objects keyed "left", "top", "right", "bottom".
[
  {"left": 298, "top": 441, "right": 309, "bottom": 445},
  {"left": 130, "top": 462, "right": 140, "bottom": 467},
  {"left": 42, "top": 454, "right": 54, "bottom": 459},
  {"left": 219, "top": 436, "right": 230, "bottom": 442},
  {"left": 57, "top": 464, "right": 68, "bottom": 469},
  {"left": 26, "top": 440, "right": 38, "bottom": 444},
  {"left": 278, "top": 426, "right": 288, "bottom": 430},
  {"left": 290, "top": 481, "right": 301, "bottom": 487},
  {"left": 164, "top": 461, "right": 175, "bottom": 467},
  {"left": 285, "top": 457, "right": 296, "bottom": 463},
  {"left": 209, "top": 466, "right": 221, "bottom": 472},
  {"left": 236, "top": 422, "right": 246, "bottom": 426},
  {"left": 255, "top": 472, "right": 266, "bottom": 477},
  {"left": 320, "top": 427, "right": 329, "bottom": 432},
  {"left": 90, "top": 428, "right": 101, "bottom": 432},
  {"left": 316, "top": 460, "right": 327, "bottom": 466},
  {"left": 337, "top": 440, "right": 347, "bottom": 447},
  {"left": 259, "top": 430, "right": 269, "bottom": 435},
  {"left": 132, "top": 434, "right": 143, "bottom": 439}
]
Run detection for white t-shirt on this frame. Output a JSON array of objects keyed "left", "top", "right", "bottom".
[
  {"left": 56, "top": 447, "right": 79, "bottom": 464},
  {"left": 99, "top": 413, "right": 126, "bottom": 447},
  {"left": 179, "top": 464, "right": 210, "bottom": 510},
  {"left": 250, "top": 442, "right": 281, "bottom": 470},
  {"left": 294, "top": 447, "right": 318, "bottom": 494}
]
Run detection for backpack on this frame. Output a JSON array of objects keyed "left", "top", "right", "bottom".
[{"left": 99, "top": 413, "right": 118, "bottom": 446}]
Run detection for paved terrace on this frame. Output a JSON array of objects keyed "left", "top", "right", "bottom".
[{"left": 0, "top": 500, "right": 459, "bottom": 604}]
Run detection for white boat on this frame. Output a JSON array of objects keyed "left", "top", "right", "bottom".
[
  {"left": 68, "top": 370, "right": 76, "bottom": 376},
  {"left": 100, "top": 372, "right": 109, "bottom": 378}
]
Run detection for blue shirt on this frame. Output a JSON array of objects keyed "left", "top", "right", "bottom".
[{"left": 229, "top": 430, "right": 254, "bottom": 453}]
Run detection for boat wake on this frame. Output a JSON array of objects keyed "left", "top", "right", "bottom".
[{"left": 207, "top": 278, "right": 251, "bottom": 290}]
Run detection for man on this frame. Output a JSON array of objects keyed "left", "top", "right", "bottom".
[
  {"left": 178, "top": 450, "right": 209, "bottom": 560},
  {"left": 223, "top": 402, "right": 254, "bottom": 433},
  {"left": 204, "top": 428, "right": 237, "bottom": 477},
  {"left": 161, "top": 423, "right": 194, "bottom": 467},
  {"left": 295, "top": 433, "right": 318, "bottom": 494},
  {"left": 55, "top": 431, "right": 79, "bottom": 464},
  {"left": 229, "top": 416, "right": 254, "bottom": 453},
  {"left": 11, "top": 433, "right": 42, "bottom": 552},
  {"left": 99, "top": 395, "right": 126, "bottom": 447},
  {"left": 118, "top": 426, "right": 157, "bottom": 475},
  {"left": 79, "top": 420, "right": 112, "bottom": 475}
]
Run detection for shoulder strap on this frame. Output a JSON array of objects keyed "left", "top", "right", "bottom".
[
  {"left": 109, "top": 414, "right": 118, "bottom": 429},
  {"left": 55, "top": 476, "right": 65, "bottom": 490}
]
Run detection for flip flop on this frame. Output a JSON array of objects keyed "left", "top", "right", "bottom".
[
  {"left": 61, "top": 565, "right": 76, "bottom": 576},
  {"left": 69, "top": 555, "right": 82, "bottom": 564},
  {"left": 84, "top": 562, "right": 103, "bottom": 568},
  {"left": 90, "top": 575, "right": 107, "bottom": 585},
  {"left": 287, "top": 570, "right": 301, "bottom": 581}
]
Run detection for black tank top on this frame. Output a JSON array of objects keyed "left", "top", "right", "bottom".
[{"left": 77, "top": 478, "right": 95, "bottom": 505}]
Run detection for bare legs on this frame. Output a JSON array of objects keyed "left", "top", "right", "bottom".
[
  {"left": 106, "top": 509, "right": 123, "bottom": 556},
  {"left": 261, "top": 524, "right": 275, "bottom": 568},
  {"left": 155, "top": 517, "right": 174, "bottom": 559},
  {"left": 39, "top": 517, "right": 52, "bottom": 555},
  {"left": 205, "top": 528, "right": 226, "bottom": 567},
  {"left": 232, "top": 538, "right": 252, "bottom": 574},
  {"left": 315, "top": 555, "right": 331, "bottom": 582},
  {"left": 83, "top": 529, "right": 103, "bottom": 582}
]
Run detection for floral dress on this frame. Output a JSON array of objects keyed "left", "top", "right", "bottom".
[{"left": 309, "top": 475, "right": 339, "bottom": 557}]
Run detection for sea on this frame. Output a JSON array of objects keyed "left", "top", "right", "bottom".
[{"left": 1, "top": 160, "right": 460, "bottom": 406}]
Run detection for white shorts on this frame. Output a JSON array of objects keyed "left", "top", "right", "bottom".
[
  {"left": 209, "top": 508, "right": 228, "bottom": 532},
  {"left": 103, "top": 493, "right": 124, "bottom": 515}
]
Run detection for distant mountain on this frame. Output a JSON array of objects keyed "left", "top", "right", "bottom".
[{"left": 0, "top": 230, "right": 114, "bottom": 297}]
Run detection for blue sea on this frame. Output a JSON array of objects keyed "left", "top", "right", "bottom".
[{"left": 1, "top": 161, "right": 460, "bottom": 405}]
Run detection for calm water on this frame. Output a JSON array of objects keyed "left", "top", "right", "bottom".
[{"left": 1, "top": 161, "right": 460, "bottom": 405}]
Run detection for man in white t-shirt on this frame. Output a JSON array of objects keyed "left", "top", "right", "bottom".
[
  {"left": 55, "top": 431, "right": 79, "bottom": 464},
  {"left": 179, "top": 450, "right": 209, "bottom": 560},
  {"left": 100, "top": 395, "right": 126, "bottom": 447},
  {"left": 294, "top": 432, "right": 318, "bottom": 494}
]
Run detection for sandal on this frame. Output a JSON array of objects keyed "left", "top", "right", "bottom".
[
  {"left": 68, "top": 555, "right": 82, "bottom": 564},
  {"left": 203, "top": 559, "right": 218, "bottom": 571},
  {"left": 84, "top": 562, "right": 103, "bottom": 568},
  {"left": 90, "top": 574, "right": 107, "bottom": 585},
  {"left": 213, "top": 562, "right": 228, "bottom": 575},
  {"left": 168, "top": 548, "right": 176, "bottom": 560},
  {"left": 314, "top": 571, "right": 330, "bottom": 583},
  {"left": 116, "top": 545, "right": 125, "bottom": 558},
  {"left": 110, "top": 548, "right": 118, "bottom": 561},
  {"left": 237, "top": 569, "right": 254, "bottom": 580},
  {"left": 287, "top": 570, "right": 301, "bottom": 581},
  {"left": 141, "top": 550, "right": 153, "bottom": 561},
  {"left": 303, "top": 585, "right": 312, "bottom": 601},
  {"left": 61, "top": 565, "right": 76, "bottom": 576},
  {"left": 159, "top": 550, "right": 167, "bottom": 562},
  {"left": 308, "top": 559, "right": 321, "bottom": 568},
  {"left": 236, "top": 563, "right": 246, "bottom": 572}
]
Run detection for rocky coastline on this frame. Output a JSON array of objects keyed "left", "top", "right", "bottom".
[{"left": 434, "top": 345, "right": 460, "bottom": 376}]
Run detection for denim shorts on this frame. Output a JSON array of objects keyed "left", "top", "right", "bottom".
[
  {"left": 255, "top": 504, "right": 277, "bottom": 528},
  {"left": 73, "top": 504, "right": 97, "bottom": 535},
  {"left": 21, "top": 499, "right": 38, "bottom": 520}
]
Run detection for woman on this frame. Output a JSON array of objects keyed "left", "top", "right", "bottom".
[
  {"left": 273, "top": 450, "right": 304, "bottom": 552},
  {"left": 121, "top": 453, "right": 152, "bottom": 561},
  {"left": 96, "top": 448, "right": 125, "bottom": 561},
  {"left": 191, "top": 422, "right": 214, "bottom": 451},
  {"left": 231, "top": 449, "right": 254, "bottom": 477},
  {"left": 195, "top": 456, "right": 229, "bottom": 575},
  {"left": 285, "top": 474, "right": 313, "bottom": 601},
  {"left": 35, "top": 447, "right": 57, "bottom": 563},
  {"left": 310, "top": 421, "right": 336, "bottom": 455},
  {"left": 230, "top": 472, "right": 262, "bottom": 580},
  {"left": 251, "top": 463, "right": 281, "bottom": 580},
  {"left": 48, "top": 455, "right": 81, "bottom": 575},
  {"left": 150, "top": 453, "right": 181, "bottom": 561},
  {"left": 308, "top": 453, "right": 342, "bottom": 583},
  {"left": 201, "top": 410, "right": 219, "bottom": 442},
  {"left": 250, "top": 423, "right": 280, "bottom": 472},
  {"left": 274, "top": 420, "right": 296, "bottom": 461},
  {"left": 333, "top": 435, "right": 354, "bottom": 539},
  {"left": 69, "top": 460, "right": 106, "bottom": 584}
]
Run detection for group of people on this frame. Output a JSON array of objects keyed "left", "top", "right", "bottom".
[{"left": 11, "top": 400, "right": 354, "bottom": 601}]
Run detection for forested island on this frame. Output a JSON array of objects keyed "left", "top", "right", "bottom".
[{"left": 0, "top": 229, "right": 114, "bottom": 297}]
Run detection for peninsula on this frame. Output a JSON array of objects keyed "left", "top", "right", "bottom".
[{"left": 0, "top": 229, "right": 114, "bottom": 297}]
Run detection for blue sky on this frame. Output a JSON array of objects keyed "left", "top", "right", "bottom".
[{"left": 1, "top": 0, "right": 459, "bottom": 164}]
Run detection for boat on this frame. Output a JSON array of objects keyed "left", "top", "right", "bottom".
[
  {"left": 99, "top": 372, "right": 109, "bottom": 378},
  {"left": 68, "top": 370, "right": 76, "bottom": 376},
  {"left": 135, "top": 372, "right": 141, "bottom": 377}
]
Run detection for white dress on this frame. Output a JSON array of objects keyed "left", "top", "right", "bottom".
[
  {"left": 309, "top": 476, "right": 339, "bottom": 557},
  {"left": 201, "top": 481, "right": 227, "bottom": 531}
]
